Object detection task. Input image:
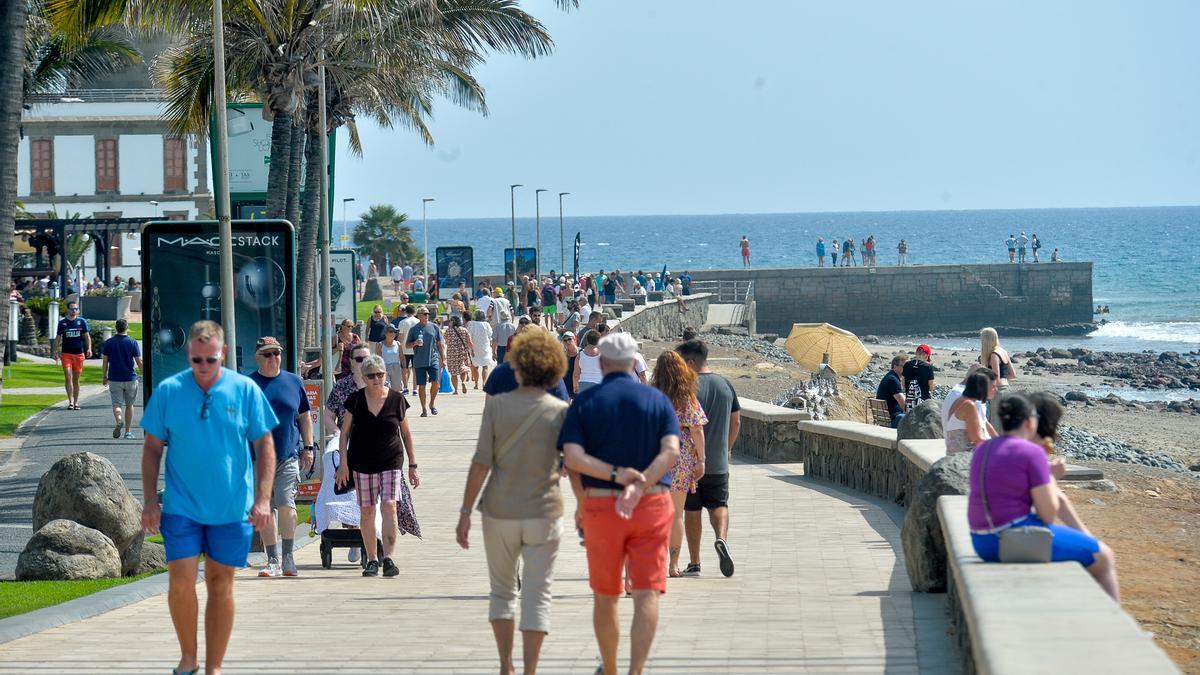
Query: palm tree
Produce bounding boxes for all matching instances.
[0,3,28,377]
[351,204,422,271]
[24,3,139,100]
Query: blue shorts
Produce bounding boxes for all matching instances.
[161,512,254,568]
[970,514,1100,566]
[414,365,439,386]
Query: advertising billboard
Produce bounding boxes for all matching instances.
[329,249,357,325]
[141,220,296,393]
[502,247,537,286]
[435,246,474,300]
[225,106,273,193]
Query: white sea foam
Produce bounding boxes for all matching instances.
[1089,321,1200,347]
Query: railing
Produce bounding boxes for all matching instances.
[690,279,752,303]
[25,89,165,104]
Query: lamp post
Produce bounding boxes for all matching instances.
[212,0,238,369]
[509,184,522,287]
[341,197,355,246]
[422,198,435,286]
[558,192,570,276]
[149,200,159,218]
[317,25,334,440]
[534,189,547,281]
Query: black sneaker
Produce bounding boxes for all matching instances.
[362,560,379,577]
[382,557,399,577]
[681,563,701,577]
[714,539,735,577]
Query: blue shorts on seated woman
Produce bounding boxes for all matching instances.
[970,513,1100,566]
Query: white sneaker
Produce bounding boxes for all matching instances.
[347,547,359,563]
[258,560,281,577]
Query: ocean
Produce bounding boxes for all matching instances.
[339,205,1200,354]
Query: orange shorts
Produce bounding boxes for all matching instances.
[582,491,674,596]
[60,352,85,373]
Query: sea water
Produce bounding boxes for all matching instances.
[341,205,1200,354]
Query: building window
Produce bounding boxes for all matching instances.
[164,137,186,193]
[31,139,54,194]
[163,211,189,222]
[95,138,118,193]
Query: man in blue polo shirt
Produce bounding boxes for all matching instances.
[100,318,142,439]
[559,332,680,675]
[140,320,277,675]
[405,306,445,417]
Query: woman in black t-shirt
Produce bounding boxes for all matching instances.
[335,355,419,577]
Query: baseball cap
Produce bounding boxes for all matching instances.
[598,332,638,360]
[917,344,933,356]
[255,336,282,354]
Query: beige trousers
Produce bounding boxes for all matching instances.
[481,515,561,633]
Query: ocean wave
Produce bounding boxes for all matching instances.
[1089,321,1200,346]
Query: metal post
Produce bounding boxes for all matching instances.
[341,197,354,246]
[213,0,238,369]
[318,44,334,442]
[534,189,546,282]
[509,184,522,287]
[422,198,435,287]
[558,192,569,276]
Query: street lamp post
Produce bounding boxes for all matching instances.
[341,197,355,246]
[558,192,570,276]
[534,189,547,281]
[212,0,238,369]
[509,184,522,288]
[149,200,159,219]
[422,198,435,287]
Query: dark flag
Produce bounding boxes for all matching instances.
[573,233,581,281]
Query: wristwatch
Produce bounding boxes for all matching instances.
[301,445,314,453]
[459,506,472,515]
[610,466,620,483]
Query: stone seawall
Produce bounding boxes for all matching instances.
[612,293,710,341]
[688,262,1093,337]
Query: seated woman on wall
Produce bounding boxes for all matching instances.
[968,392,1120,601]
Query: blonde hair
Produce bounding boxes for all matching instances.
[372,304,384,313]
[189,320,224,343]
[980,327,999,368]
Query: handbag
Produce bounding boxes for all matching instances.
[978,441,1053,563]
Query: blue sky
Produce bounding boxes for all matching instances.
[334,0,1200,219]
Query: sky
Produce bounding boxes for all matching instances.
[333,0,1200,219]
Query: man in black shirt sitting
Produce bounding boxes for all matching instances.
[876,355,907,428]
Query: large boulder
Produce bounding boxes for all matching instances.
[16,519,121,580]
[897,399,944,440]
[901,452,972,592]
[135,541,168,575]
[32,452,144,575]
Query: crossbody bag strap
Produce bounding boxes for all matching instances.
[493,406,548,464]
[978,441,998,531]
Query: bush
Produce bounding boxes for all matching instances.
[83,286,125,298]
[23,296,53,314]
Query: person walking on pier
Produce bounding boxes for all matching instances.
[54,300,91,410]
[560,333,681,675]
[406,306,446,416]
[739,235,751,268]
[1006,234,1017,263]
[830,239,839,267]
[897,239,908,266]
[140,321,278,675]
[1018,231,1029,263]
[101,318,142,438]
[816,237,826,267]
[651,351,707,577]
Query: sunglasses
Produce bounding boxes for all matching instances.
[199,392,212,420]
[353,356,368,363]
[260,351,282,358]
[365,372,386,380]
[191,356,220,364]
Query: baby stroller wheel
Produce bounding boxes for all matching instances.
[320,541,332,569]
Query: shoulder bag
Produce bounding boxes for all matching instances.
[978,441,1052,563]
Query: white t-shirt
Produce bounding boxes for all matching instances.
[633,352,648,377]
[578,303,592,325]
[940,384,965,430]
[390,265,403,282]
[477,294,493,318]
[395,317,420,354]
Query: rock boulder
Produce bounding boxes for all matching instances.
[32,452,144,575]
[16,519,122,580]
[897,400,944,440]
[901,452,972,592]
[135,541,168,574]
[1065,391,1089,402]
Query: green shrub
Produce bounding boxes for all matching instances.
[23,296,53,314]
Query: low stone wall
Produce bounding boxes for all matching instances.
[729,398,805,462]
[611,293,710,342]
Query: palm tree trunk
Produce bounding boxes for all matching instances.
[0,0,28,385]
[296,128,322,347]
[284,122,303,228]
[265,116,292,218]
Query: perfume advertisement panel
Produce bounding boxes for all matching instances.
[141,220,296,393]
[435,246,474,301]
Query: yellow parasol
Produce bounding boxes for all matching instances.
[784,322,871,374]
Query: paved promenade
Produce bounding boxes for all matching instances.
[0,388,956,673]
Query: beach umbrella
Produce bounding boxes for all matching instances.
[784,322,871,374]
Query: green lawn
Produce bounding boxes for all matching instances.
[0,570,164,620]
[0,394,67,436]
[2,362,104,389]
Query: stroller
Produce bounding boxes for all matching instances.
[311,438,383,569]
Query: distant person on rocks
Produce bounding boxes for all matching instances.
[457,329,573,675]
[54,300,91,410]
[675,339,740,578]
[830,239,839,267]
[902,344,936,412]
[559,332,681,675]
[368,260,378,280]
[1018,231,1029,263]
[740,235,751,268]
[897,239,908,266]
[101,318,142,438]
[816,237,826,267]
[1031,234,1042,262]
[140,321,278,675]
[1006,234,1017,263]
[943,370,996,454]
[980,327,1016,389]
[651,351,707,578]
[876,355,907,428]
[406,306,446,417]
[968,393,1120,601]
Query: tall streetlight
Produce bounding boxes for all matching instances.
[422,198,435,286]
[212,0,237,368]
[558,192,570,276]
[509,184,522,288]
[341,197,355,246]
[534,189,547,280]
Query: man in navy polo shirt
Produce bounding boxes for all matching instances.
[100,318,142,439]
[559,332,680,675]
[140,321,277,675]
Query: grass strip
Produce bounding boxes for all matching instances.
[0,569,165,620]
[0,394,67,437]
[2,362,103,389]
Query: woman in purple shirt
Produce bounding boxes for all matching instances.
[968,393,1120,601]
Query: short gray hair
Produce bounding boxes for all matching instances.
[360,354,386,374]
